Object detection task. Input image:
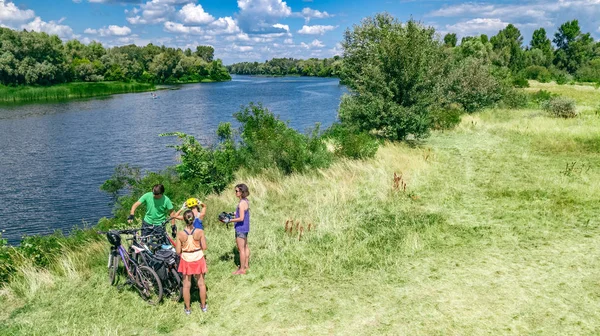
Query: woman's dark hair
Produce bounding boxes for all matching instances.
[183,210,194,226]
[235,183,250,198]
[152,184,165,195]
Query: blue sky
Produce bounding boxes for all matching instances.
[1,0,600,64]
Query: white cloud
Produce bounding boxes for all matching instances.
[232,44,254,52]
[300,38,324,49]
[301,7,331,23]
[126,0,191,25]
[209,16,241,34]
[237,0,291,17]
[178,3,214,25]
[298,25,336,35]
[236,0,292,34]
[21,17,76,39]
[164,21,204,34]
[284,38,293,44]
[445,18,510,37]
[272,23,289,32]
[0,0,35,24]
[85,25,132,36]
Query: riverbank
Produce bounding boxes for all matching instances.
[2,82,599,334]
[0,78,228,105]
[0,82,156,104]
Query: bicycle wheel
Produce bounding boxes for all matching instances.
[136,265,163,305]
[165,268,182,302]
[108,252,119,286]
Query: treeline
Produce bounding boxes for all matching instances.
[0,27,230,86]
[227,57,343,77]
[442,20,600,85]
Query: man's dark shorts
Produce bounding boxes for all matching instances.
[141,220,163,239]
[235,231,248,239]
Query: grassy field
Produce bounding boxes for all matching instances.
[1,83,600,335]
[0,82,155,104]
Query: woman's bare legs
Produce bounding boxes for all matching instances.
[235,237,247,274]
[182,274,192,310]
[244,241,250,270]
[196,273,206,309]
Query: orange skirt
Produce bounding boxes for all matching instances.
[178,257,207,275]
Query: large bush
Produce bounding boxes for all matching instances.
[339,15,448,140]
[339,14,507,140]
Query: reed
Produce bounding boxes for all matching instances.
[0,82,155,104]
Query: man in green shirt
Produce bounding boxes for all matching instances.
[128,184,177,237]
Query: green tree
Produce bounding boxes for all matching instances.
[530,28,553,67]
[195,46,214,62]
[490,24,525,72]
[444,33,457,47]
[553,20,594,74]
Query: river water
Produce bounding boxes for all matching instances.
[0,76,346,244]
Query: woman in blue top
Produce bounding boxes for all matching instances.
[229,184,250,275]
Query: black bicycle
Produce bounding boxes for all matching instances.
[130,217,183,302]
[132,231,183,302]
[101,228,163,305]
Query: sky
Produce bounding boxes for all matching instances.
[1,0,600,64]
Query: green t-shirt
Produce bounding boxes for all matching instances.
[138,192,174,225]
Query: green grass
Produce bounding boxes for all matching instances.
[2,84,600,334]
[0,82,155,104]
[526,80,600,107]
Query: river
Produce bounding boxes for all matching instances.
[0,76,346,244]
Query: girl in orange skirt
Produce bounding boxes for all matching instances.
[176,210,207,314]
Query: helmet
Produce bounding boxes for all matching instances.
[106,230,121,246]
[185,198,199,208]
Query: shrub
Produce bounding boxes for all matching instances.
[575,59,600,83]
[235,103,332,174]
[0,232,16,285]
[529,90,558,108]
[445,57,503,113]
[19,232,66,268]
[324,123,379,159]
[430,104,463,130]
[512,75,530,88]
[162,127,238,196]
[542,97,577,118]
[500,89,529,109]
[523,66,552,82]
[550,67,572,85]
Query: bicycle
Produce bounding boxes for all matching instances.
[132,229,183,302]
[101,228,164,305]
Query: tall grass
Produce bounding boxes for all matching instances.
[2,84,600,334]
[0,82,155,104]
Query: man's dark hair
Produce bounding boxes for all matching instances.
[152,184,165,195]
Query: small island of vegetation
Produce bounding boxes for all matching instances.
[0,28,231,104]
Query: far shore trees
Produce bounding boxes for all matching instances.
[0,27,230,86]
